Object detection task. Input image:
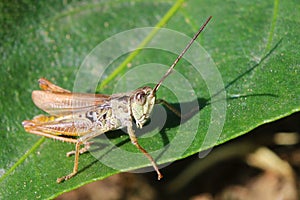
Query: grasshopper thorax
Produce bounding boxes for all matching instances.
[130,86,156,128]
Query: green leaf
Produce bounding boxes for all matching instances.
[1,0,299,199]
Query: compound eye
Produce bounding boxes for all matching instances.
[135,92,146,105]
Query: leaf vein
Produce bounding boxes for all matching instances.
[0,138,45,183]
[265,0,280,53]
[96,0,186,91]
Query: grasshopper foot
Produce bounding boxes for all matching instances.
[157,172,163,180]
[66,151,75,157]
[56,172,77,183]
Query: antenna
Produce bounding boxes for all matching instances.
[152,16,212,95]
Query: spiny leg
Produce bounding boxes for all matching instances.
[23,118,91,156]
[23,121,82,183]
[23,118,93,183]
[22,120,78,144]
[57,130,107,183]
[127,123,163,180]
[57,141,82,183]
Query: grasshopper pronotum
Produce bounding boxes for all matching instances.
[22,16,212,183]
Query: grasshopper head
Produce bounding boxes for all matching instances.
[131,86,156,128]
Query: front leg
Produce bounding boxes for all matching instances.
[127,122,163,180]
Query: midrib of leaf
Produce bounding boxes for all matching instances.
[265,0,279,53]
[96,0,186,91]
[0,0,186,184]
[0,137,45,183]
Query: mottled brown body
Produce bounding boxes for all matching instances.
[22,16,212,183]
[23,79,158,183]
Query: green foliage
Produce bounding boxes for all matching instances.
[0,0,299,199]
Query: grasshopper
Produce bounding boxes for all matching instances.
[22,16,212,183]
